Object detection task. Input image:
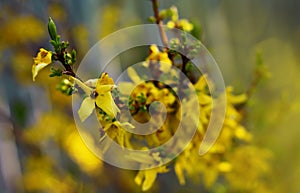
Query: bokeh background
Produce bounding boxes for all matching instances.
[0,0,300,192]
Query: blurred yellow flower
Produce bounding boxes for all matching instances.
[32,48,52,81]
[23,157,76,193]
[166,6,194,32]
[101,121,134,149]
[64,130,102,175]
[167,19,194,32]
[134,166,169,191]
[1,15,45,46]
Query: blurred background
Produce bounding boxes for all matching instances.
[0,0,300,192]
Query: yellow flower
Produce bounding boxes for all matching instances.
[146,44,172,72]
[64,130,102,174]
[175,161,186,185]
[167,19,194,32]
[72,73,120,122]
[100,121,134,149]
[177,19,194,32]
[32,48,52,81]
[134,166,169,191]
[95,73,120,118]
[226,86,247,105]
[165,7,194,32]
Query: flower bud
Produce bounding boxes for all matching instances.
[48,17,57,41]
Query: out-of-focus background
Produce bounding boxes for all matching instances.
[0,0,299,192]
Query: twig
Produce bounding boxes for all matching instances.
[151,0,168,49]
[54,52,83,83]
[246,71,262,98]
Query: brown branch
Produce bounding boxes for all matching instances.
[246,71,262,98]
[151,0,168,49]
[54,52,83,82]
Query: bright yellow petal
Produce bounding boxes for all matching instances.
[218,162,232,172]
[175,162,186,185]
[32,62,49,81]
[226,86,248,104]
[147,44,160,61]
[150,44,159,53]
[117,82,135,95]
[198,92,212,105]
[32,48,52,81]
[178,19,194,32]
[64,130,102,174]
[170,6,178,21]
[127,67,141,84]
[94,73,120,118]
[98,73,114,85]
[95,93,120,118]
[159,53,172,72]
[119,122,135,130]
[166,21,175,29]
[194,74,208,91]
[134,171,144,186]
[78,97,95,122]
[96,84,115,94]
[142,170,157,191]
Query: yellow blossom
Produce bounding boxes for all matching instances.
[100,121,134,149]
[166,6,194,32]
[146,44,172,72]
[64,130,102,174]
[134,166,169,191]
[72,73,120,122]
[95,73,120,118]
[218,162,232,172]
[175,161,186,185]
[32,48,52,81]
[226,86,247,104]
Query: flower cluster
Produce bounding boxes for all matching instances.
[30,3,272,193]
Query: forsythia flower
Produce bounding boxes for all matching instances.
[134,166,169,191]
[95,73,120,118]
[100,121,134,150]
[32,48,52,81]
[73,73,120,122]
[145,44,172,72]
[64,130,102,174]
[166,6,194,32]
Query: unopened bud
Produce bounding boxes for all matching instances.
[48,17,57,41]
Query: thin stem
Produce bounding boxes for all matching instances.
[151,0,168,49]
[246,71,262,98]
[55,52,82,82]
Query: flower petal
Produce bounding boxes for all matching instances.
[95,93,120,118]
[78,97,95,122]
[127,67,142,84]
[70,77,93,95]
[142,170,157,191]
[32,62,49,81]
[32,48,52,81]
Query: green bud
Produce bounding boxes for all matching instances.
[159,9,173,20]
[71,49,77,63]
[64,52,73,65]
[57,79,76,95]
[48,17,57,41]
[148,16,156,23]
